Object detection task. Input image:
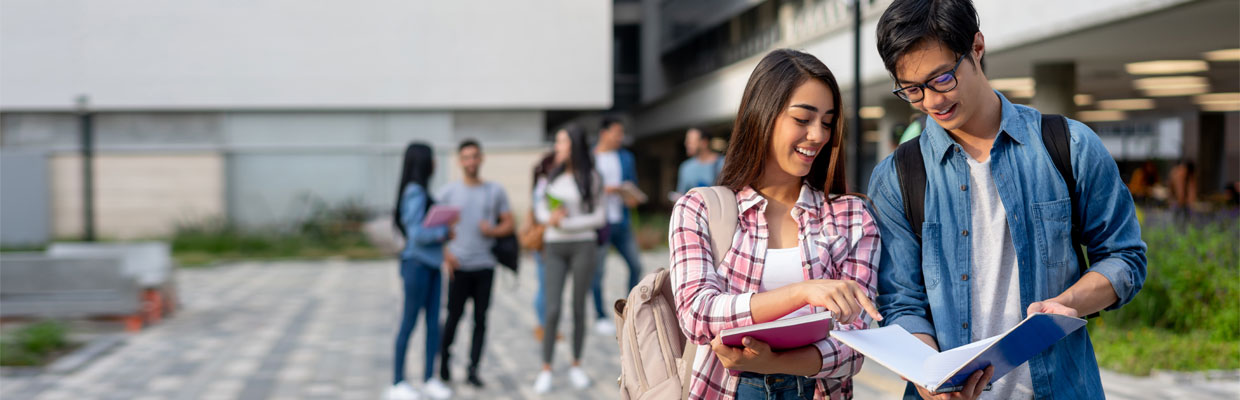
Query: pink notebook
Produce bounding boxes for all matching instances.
[421,205,460,227]
[720,312,833,351]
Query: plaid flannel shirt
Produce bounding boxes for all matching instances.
[670,184,880,400]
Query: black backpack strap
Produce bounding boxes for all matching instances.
[1040,114,1092,288]
[894,138,927,242]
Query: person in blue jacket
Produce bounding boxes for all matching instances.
[387,142,456,400]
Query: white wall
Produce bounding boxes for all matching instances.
[0,0,612,110]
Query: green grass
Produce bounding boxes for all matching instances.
[1090,216,1240,375]
[171,197,386,266]
[0,321,73,367]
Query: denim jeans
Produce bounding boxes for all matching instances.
[592,220,643,319]
[532,250,546,325]
[735,372,816,400]
[393,258,442,385]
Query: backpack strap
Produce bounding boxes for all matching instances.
[894,138,927,241]
[1040,114,1092,294]
[679,185,738,399]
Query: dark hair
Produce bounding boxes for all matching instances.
[600,115,623,131]
[716,49,848,195]
[876,0,984,81]
[550,124,598,212]
[532,151,556,187]
[458,139,480,153]
[393,142,435,237]
[688,126,712,141]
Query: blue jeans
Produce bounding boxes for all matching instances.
[735,373,816,400]
[533,250,546,325]
[592,220,643,319]
[393,258,442,385]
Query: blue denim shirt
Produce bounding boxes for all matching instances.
[867,91,1146,399]
[399,183,449,267]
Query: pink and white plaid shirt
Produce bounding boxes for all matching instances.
[670,184,880,400]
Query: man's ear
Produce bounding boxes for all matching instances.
[972,32,986,63]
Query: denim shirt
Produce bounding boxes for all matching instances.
[399,183,449,267]
[867,91,1147,399]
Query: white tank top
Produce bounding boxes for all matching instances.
[760,247,812,320]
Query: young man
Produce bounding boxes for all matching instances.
[437,139,513,390]
[590,116,643,335]
[674,127,725,197]
[866,1,1147,399]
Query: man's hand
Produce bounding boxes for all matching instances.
[710,336,782,374]
[907,365,994,400]
[1027,300,1079,318]
[479,220,496,237]
[443,250,460,280]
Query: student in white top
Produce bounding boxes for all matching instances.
[530,124,606,394]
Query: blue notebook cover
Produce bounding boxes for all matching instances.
[830,313,1087,393]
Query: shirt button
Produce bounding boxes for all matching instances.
[960,185,968,191]
[962,230,969,237]
[962,322,969,329]
[962,274,969,281]
[954,147,960,153]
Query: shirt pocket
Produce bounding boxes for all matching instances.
[814,233,848,274]
[1032,198,1073,284]
[921,222,943,290]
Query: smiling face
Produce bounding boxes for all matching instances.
[894,36,990,132]
[761,79,837,183]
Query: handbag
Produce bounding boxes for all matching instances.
[518,209,546,252]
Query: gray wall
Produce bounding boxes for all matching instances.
[0,150,51,245]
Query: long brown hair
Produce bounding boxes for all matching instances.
[716,49,848,196]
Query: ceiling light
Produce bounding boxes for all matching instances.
[1125,60,1208,75]
[990,77,1034,91]
[1096,98,1155,110]
[860,106,885,119]
[1195,93,1240,112]
[1203,49,1240,62]
[1074,94,1093,107]
[1077,110,1127,122]
[1134,76,1209,97]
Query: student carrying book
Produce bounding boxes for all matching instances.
[867,1,1147,399]
[669,49,882,400]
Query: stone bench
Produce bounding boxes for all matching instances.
[45,242,179,328]
[0,253,145,330]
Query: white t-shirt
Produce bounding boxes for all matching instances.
[966,156,1034,400]
[595,150,624,224]
[760,247,812,320]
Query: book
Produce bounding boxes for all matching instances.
[545,193,563,210]
[720,312,833,351]
[618,182,648,204]
[421,205,460,227]
[829,313,1086,394]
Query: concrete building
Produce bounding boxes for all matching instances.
[0,0,615,244]
[629,0,1239,207]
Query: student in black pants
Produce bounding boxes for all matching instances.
[437,139,514,388]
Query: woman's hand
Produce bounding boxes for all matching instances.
[710,336,781,374]
[909,366,994,400]
[548,207,568,228]
[795,279,882,324]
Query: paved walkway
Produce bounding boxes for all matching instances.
[1,251,1235,399]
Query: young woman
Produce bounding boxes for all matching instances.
[530,124,606,394]
[670,49,882,400]
[388,142,455,400]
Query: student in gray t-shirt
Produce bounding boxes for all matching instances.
[436,139,513,388]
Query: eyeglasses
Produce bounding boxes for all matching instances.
[891,54,968,103]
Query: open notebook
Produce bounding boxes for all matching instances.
[830,313,1086,394]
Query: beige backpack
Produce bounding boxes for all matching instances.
[613,186,737,400]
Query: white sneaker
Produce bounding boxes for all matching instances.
[386,381,420,400]
[594,319,616,336]
[568,367,592,389]
[422,378,453,400]
[533,370,554,394]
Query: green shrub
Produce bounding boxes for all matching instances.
[0,321,70,367]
